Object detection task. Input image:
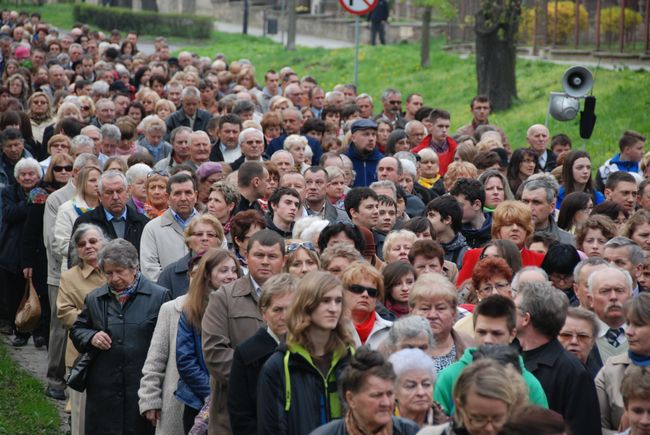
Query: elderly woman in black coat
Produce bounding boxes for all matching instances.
[0,157,44,347]
[71,239,171,435]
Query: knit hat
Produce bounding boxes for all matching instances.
[196,162,223,183]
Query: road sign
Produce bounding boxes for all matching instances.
[339,0,377,15]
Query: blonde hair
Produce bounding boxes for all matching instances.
[417,148,439,162]
[44,153,74,184]
[47,134,72,155]
[453,359,528,423]
[259,273,298,313]
[183,214,225,248]
[340,261,384,301]
[408,273,457,310]
[320,244,362,270]
[444,161,478,191]
[283,134,308,151]
[491,200,535,240]
[287,271,353,354]
[154,98,176,114]
[382,229,417,261]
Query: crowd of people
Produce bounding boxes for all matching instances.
[1,9,650,435]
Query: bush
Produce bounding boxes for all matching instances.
[521,1,589,45]
[599,7,642,34]
[73,4,212,39]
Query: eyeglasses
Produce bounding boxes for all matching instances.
[52,165,73,173]
[559,331,593,341]
[286,241,317,253]
[32,99,48,105]
[477,282,511,295]
[347,284,379,298]
[549,273,574,284]
[147,169,170,178]
[465,413,508,428]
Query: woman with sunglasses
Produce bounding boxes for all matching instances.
[340,261,393,349]
[257,271,354,435]
[39,134,72,173]
[283,240,320,278]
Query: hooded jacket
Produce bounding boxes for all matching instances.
[460,212,492,249]
[345,144,384,187]
[257,343,353,435]
[441,232,469,269]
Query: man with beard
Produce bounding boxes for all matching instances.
[588,265,633,363]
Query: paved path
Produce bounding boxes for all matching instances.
[1,335,70,434]
[213,20,355,49]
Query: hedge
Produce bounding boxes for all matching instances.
[73,4,213,39]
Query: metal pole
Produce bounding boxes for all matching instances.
[620,0,626,52]
[243,0,249,34]
[354,15,360,88]
[574,0,580,47]
[645,0,650,53]
[596,0,602,51]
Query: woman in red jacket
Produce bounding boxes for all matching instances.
[457,200,544,286]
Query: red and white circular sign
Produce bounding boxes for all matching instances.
[339,0,378,15]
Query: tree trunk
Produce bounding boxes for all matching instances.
[475,2,520,111]
[421,7,432,67]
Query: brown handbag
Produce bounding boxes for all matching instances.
[15,279,41,333]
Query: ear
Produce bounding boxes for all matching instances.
[586,292,594,310]
[345,390,355,410]
[472,199,482,211]
[442,215,452,226]
[604,188,612,200]
[508,328,517,343]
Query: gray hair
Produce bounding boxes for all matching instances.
[73,153,101,170]
[588,264,633,295]
[95,98,114,111]
[14,157,42,179]
[394,151,417,165]
[91,80,109,96]
[378,156,403,175]
[125,163,152,185]
[370,180,397,198]
[388,348,437,381]
[604,236,645,266]
[271,150,295,165]
[98,170,128,194]
[71,223,106,267]
[170,126,193,145]
[98,239,139,270]
[400,159,417,178]
[325,90,344,104]
[325,166,344,181]
[80,125,102,139]
[259,273,298,312]
[385,315,435,351]
[404,120,427,136]
[356,93,373,104]
[293,216,329,241]
[70,135,95,155]
[566,307,599,341]
[181,86,200,100]
[518,281,568,338]
[238,127,264,146]
[101,123,121,142]
[521,174,559,204]
[573,257,609,283]
[511,266,548,292]
[381,88,401,102]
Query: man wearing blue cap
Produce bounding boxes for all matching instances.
[345,119,384,187]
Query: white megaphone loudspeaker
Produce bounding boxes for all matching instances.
[548,92,580,121]
[562,66,593,98]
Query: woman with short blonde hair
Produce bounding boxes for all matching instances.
[383,229,418,263]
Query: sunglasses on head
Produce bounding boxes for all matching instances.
[286,241,317,253]
[147,169,170,178]
[347,284,379,298]
[53,165,73,173]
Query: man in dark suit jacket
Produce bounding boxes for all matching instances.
[164,86,212,139]
[71,171,149,258]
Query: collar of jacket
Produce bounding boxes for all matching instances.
[95,275,152,297]
[231,275,256,297]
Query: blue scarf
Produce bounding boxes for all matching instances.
[629,351,650,367]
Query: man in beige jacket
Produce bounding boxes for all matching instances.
[202,229,285,435]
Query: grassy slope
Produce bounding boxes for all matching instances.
[10,2,650,164]
[0,343,60,434]
[183,33,650,165]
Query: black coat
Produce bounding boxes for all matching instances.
[0,184,28,274]
[228,327,279,435]
[257,344,353,435]
[522,339,601,435]
[309,416,419,435]
[156,252,191,299]
[71,204,149,254]
[70,277,171,435]
[164,108,212,138]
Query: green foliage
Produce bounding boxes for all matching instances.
[181,33,650,167]
[0,2,74,29]
[0,343,60,433]
[409,0,457,21]
[521,1,588,44]
[600,7,642,34]
[72,4,213,39]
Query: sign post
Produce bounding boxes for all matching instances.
[339,0,378,88]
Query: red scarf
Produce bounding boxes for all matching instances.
[353,310,376,345]
[384,300,410,318]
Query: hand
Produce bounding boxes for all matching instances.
[91,331,112,350]
[144,409,160,426]
[23,268,32,279]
